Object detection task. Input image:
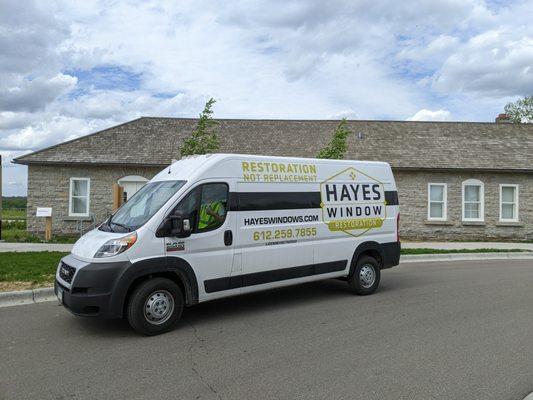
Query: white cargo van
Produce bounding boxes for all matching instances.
[55,154,400,335]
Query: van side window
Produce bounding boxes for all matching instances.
[197,183,228,232]
[172,187,200,230]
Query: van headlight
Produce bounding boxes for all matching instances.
[94,232,137,258]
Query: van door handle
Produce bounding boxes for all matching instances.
[224,230,233,246]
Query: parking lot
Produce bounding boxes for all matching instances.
[1,259,532,400]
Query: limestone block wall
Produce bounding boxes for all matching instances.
[394,170,532,241]
[27,164,162,236]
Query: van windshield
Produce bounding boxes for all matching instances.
[101,180,186,232]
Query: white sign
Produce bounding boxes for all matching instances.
[36,207,52,217]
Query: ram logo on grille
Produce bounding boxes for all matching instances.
[59,262,76,284]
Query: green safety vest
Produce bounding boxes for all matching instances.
[198,201,224,230]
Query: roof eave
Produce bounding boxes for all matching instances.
[11,159,169,168]
[12,159,533,173]
[391,166,533,173]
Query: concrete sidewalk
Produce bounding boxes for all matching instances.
[0,242,74,252]
[0,241,532,253]
[402,241,533,251]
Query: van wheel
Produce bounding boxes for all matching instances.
[127,278,184,336]
[348,255,381,295]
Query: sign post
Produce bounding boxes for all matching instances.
[36,207,53,241]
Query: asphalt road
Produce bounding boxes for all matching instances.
[1,259,532,400]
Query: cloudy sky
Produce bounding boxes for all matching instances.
[1,0,532,195]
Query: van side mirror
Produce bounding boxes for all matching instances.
[155,214,192,238]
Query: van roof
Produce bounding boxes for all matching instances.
[152,153,391,183]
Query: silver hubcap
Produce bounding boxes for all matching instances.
[144,290,175,325]
[359,264,376,288]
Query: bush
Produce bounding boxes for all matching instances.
[1,220,26,230]
[0,219,77,243]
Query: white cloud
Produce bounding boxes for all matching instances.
[1,0,532,195]
[398,35,460,70]
[327,110,358,120]
[407,109,452,121]
[432,29,533,97]
[0,150,29,196]
[0,0,69,75]
[0,74,77,112]
[0,112,37,129]
[0,116,99,151]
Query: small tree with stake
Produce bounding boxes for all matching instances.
[180,98,220,156]
[317,118,352,159]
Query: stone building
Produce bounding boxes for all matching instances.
[13,117,533,240]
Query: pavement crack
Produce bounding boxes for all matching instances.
[185,319,222,400]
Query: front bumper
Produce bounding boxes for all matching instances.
[56,254,131,318]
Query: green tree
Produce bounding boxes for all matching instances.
[180,98,220,156]
[504,95,533,123]
[317,118,352,159]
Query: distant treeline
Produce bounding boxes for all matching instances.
[2,196,27,209]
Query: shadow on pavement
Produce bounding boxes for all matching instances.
[64,274,407,337]
[185,278,380,325]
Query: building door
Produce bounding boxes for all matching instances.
[118,175,149,201]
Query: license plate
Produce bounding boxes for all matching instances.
[57,287,63,304]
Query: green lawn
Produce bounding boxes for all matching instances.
[400,248,529,255]
[0,252,69,288]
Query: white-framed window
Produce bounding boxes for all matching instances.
[69,178,90,217]
[427,183,447,221]
[462,179,484,222]
[499,184,519,222]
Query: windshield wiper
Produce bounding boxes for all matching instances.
[110,221,131,232]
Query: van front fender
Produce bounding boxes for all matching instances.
[109,257,199,318]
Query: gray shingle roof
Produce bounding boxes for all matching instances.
[13,117,533,171]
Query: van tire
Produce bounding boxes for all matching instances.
[348,255,381,295]
[127,278,184,336]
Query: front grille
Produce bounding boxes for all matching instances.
[59,261,76,284]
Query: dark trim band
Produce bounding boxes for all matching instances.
[385,191,399,206]
[233,192,320,211]
[204,260,347,293]
[230,190,399,211]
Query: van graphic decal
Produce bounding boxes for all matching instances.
[320,167,386,237]
[241,161,318,183]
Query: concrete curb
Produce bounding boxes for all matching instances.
[0,252,532,308]
[0,287,55,308]
[400,252,533,264]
